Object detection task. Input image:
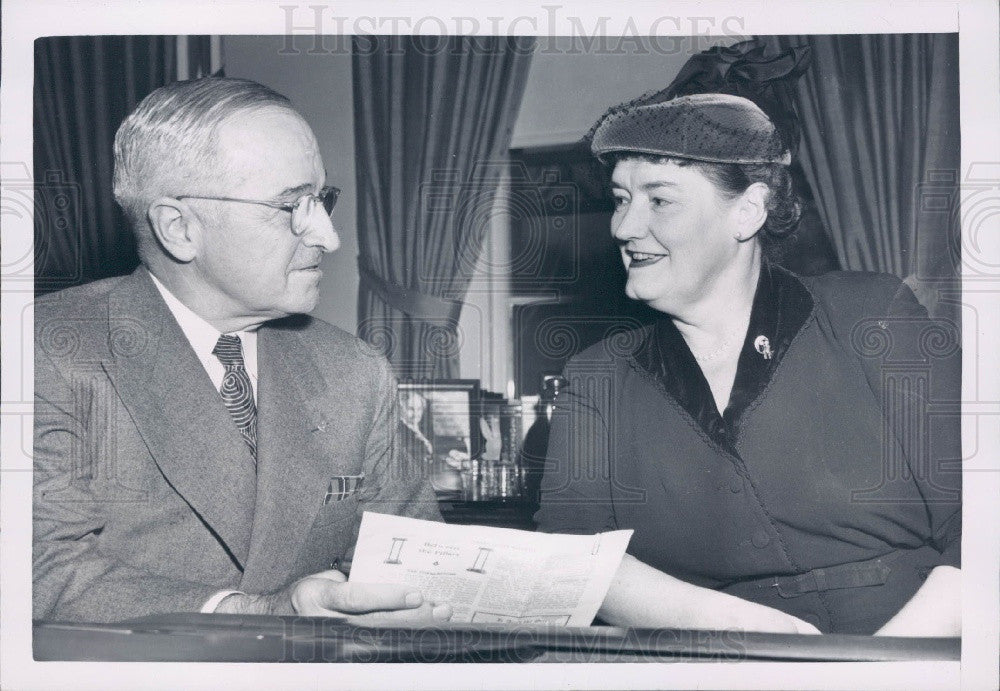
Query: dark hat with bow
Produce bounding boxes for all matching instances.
[588,40,811,166]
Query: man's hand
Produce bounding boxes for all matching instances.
[216,569,453,624]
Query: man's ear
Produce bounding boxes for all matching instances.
[733,182,770,242]
[147,197,199,262]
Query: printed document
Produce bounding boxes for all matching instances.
[348,512,633,626]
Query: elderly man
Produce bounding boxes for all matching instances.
[33,77,449,623]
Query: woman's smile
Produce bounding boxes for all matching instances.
[625,249,668,268]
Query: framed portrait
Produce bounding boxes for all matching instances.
[396,380,481,496]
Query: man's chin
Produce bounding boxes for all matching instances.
[285,275,323,306]
[269,292,320,320]
[293,293,320,315]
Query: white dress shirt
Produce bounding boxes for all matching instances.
[149,274,258,400]
[149,274,255,613]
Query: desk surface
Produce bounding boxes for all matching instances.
[34,614,959,663]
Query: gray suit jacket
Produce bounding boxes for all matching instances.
[33,267,441,622]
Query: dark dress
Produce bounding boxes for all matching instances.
[534,263,961,634]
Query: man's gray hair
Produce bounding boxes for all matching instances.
[113,77,292,242]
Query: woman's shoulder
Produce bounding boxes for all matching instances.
[563,322,657,369]
[798,269,905,302]
[797,269,917,317]
[794,269,930,345]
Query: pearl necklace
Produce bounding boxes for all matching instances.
[690,325,747,363]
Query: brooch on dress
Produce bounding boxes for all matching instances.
[753,335,773,360]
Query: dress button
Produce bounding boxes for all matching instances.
[751,529,771,548]
[729,479,743,493]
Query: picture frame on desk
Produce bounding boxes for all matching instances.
[396,379,480,498]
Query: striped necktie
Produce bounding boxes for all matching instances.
[212,334,257,463]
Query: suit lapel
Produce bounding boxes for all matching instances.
[239,325,335,592]
[102,268,257,569]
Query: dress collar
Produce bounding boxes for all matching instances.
[631,261,815,452]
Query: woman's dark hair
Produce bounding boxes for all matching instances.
[603,152,801,261]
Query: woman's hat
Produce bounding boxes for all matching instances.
[589,92,791,165]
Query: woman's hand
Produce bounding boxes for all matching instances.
[874,565,961,637]
[737,605,821,635]
[599,554,820,634]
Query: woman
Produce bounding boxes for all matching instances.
[534,92,961,635]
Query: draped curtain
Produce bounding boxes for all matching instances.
[33,36,218,294]
[761,34,960,320]
[353,36,535,379]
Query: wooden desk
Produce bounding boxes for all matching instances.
[33,614,959,663]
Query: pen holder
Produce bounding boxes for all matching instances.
[500,401,523,465]
[462,458,482,501]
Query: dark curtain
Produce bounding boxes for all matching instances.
[761,34,960,320]
[33,36,215,294]
[353,36,535,379]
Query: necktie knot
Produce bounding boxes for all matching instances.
[213,334,246,369]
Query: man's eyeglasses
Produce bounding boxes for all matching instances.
[176,186,340,234]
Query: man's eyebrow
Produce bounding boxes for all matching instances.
[275,183,314,199]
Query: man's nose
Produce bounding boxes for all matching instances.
[302,212,341,253]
